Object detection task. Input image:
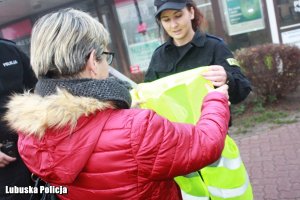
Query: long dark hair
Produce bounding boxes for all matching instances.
[156,1,207,41]
[188,2,207,32]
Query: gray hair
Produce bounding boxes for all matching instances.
[30,8,110,78]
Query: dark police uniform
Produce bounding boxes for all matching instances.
[0,38,37,200]
[145,30,251,105]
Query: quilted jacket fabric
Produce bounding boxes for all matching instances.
[5,90,229,200]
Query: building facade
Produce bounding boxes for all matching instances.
[0,0,299,76]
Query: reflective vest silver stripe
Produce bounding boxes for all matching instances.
[181,190,210,200]
[184,171,199,178]
[181,155,247,199]
[207,173,250,198]
[209,155,242,170]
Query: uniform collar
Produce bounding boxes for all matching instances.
[165,29,206,49]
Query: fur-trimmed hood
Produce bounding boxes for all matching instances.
[5,89,113,138]
[4,89,115,184]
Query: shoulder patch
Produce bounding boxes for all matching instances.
[226,58,240,67]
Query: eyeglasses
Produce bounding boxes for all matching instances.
[102,51,114,65]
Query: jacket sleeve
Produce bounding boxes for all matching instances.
[213,42,251,104]
[131,92,229,180]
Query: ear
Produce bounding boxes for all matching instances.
[85,50,98,77]
[189,6,195,20]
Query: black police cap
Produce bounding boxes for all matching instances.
[154,0,192,17]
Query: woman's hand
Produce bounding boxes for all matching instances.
[0,144,16,168]
[206,84,230,105]
[202,65,227,87]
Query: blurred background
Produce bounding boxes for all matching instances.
[0,0,299,78]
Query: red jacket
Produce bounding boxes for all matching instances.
[5,90,229,200]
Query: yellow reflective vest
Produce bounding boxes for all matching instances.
[131,67,253,200]
[175,135,253,200]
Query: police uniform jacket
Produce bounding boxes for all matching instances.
[0,38,37,141]
[0,38,37,151]
[144,30,251,104]
[0,39,37,199]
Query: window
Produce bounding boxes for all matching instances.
[276,0,300,28]
[194,0,216,34]
[276,0,300,47]
[115,0,161,71]
[217,0,271,50]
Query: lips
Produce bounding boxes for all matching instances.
[173,30,182,35]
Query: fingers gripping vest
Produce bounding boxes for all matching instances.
[131,67,253,200]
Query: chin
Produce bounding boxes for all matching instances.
[173,35,185,40]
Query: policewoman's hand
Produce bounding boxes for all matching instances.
[0,144,16,168]
[202,65,227,87]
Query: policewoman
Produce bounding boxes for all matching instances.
[145,0,251,105]
[0,38,37,200]
[145,0,253,199]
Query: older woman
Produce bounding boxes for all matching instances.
[5,9,230,200]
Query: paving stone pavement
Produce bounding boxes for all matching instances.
[232,121,300,200]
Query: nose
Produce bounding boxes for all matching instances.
[170,19,178,28]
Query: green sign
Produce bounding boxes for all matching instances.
[223,0,265,35]
[227,0,262,24]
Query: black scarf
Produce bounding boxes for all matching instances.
[35,77,132,109]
